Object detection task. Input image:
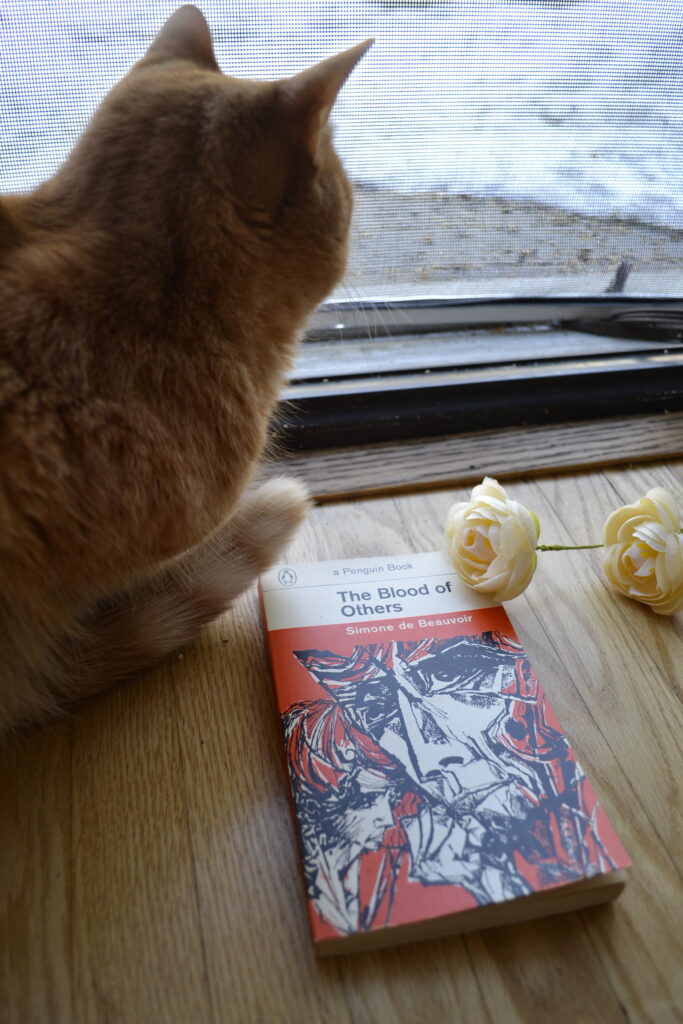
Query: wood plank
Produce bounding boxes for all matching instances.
[0,723,72,1024]
[69,670,213,1024]
[1,459,682,1022]
[268,412,683,501]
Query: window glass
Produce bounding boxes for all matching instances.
[3,1,682,303]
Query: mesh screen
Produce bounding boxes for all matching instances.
[3,1,683,301]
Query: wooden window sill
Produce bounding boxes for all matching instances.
[268,411,683,502]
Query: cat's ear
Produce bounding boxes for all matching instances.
[145,5,219,70]
[277,40,373,167]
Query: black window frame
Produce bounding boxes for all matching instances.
[275,296,683,450]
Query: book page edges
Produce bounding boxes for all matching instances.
[314,869,629,956]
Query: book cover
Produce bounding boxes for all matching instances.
[259,551,630,954]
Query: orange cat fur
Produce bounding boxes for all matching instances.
[0,6,370,739]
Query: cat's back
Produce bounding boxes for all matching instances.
[0,9,368,596]
[0,195,228,588]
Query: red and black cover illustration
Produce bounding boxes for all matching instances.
[259,552,630,949]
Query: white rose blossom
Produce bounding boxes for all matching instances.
[445,477,540,602]
[603,487,683,615]
[445,477,683,613]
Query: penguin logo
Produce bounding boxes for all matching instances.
[278,568,297,586]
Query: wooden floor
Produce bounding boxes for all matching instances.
[1,458,682,1023]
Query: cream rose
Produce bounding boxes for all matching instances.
[603,487,683,615]
[446,477,540,602]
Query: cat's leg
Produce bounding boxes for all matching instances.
[38,476,310,714]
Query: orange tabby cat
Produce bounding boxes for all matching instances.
[0,6,370,740]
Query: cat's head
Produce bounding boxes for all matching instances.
[44,5,371,320]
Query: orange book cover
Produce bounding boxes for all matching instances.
[259,551,630,953]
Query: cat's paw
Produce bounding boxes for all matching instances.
[157,477,310,622]
[229,476,311,569]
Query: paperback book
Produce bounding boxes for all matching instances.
[259,551,630,955]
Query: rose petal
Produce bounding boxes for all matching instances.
[445,477,539,602]
[603,490,683,614]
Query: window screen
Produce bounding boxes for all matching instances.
[3,1,683,304]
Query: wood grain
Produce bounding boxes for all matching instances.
[1,458,682,1023]
[269,412,683,501]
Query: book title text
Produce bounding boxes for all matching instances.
[336,581,456,617]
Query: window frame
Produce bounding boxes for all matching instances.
[276,296,683,450]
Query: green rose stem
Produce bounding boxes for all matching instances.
[536,543,604,551]
[536,529,683,552]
